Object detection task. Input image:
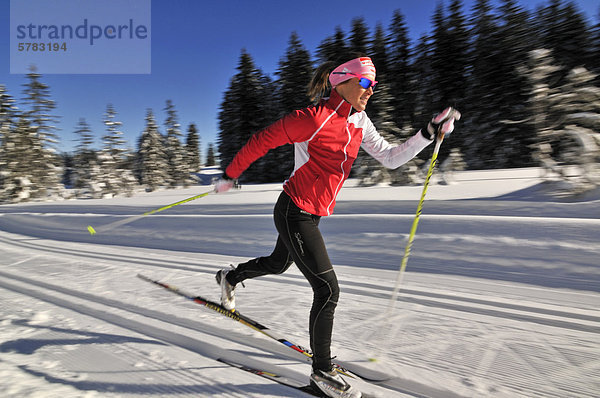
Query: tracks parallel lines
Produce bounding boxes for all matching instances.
[1,229,599,397]
[0,273,308,397]
[1,232,598,335]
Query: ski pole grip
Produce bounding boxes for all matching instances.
[436,108,461,142]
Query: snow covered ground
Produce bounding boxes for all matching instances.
[0,167,598,397]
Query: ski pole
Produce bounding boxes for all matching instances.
[87,188,214,235]
[389,109,461,311]
[387,135,443,308]
[370,109,460,361]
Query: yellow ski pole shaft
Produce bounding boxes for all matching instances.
[370,109,460,362]
[387,135,444,312]
[87,189,213,235]
[369,133,446,363]
[387,108,460,308]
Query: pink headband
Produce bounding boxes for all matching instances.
[329,57,376,87]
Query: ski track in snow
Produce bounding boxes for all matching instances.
[0,169,599,397]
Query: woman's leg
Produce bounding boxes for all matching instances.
[225,191,339,371]
[219,194,294,309]
[227,235,293,285]
[272,192,339,372]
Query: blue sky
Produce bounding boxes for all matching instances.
[1,0,598,156]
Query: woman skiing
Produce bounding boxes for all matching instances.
[214,54,459,398]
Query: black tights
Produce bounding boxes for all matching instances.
[227,191,339,371]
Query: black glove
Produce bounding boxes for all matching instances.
[421,107,461,141]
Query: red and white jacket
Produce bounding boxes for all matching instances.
[226,89,432,216]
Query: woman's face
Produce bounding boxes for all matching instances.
[334,76,374,112]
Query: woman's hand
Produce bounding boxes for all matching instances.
[421,107,461,141]
[214,173,237,193]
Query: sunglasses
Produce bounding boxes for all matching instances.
[332,72,378,89]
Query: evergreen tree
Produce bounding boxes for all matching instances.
[217,88,237,171]
[349,17,370,54]
[466,0,504,168]
[353,82,401,185]
[217,50,278,182]
[538,0,594,78]
[272,32,314,181]
[0,85,16,128]
[163,100,190,187]
[137,109,168,191]
[593,7,600,83]
[411,34,435,130]
[492,0,537,167]
[353,23,400,184]
[102,105,125,158]
[21,65,59,149]
[276,32,314,115]
[98,104,135,197]
[60,152,74,190]
[469,0,499,110]
[445,0,469,110]
[366,24,393,126]
[387,10,414,129]
[416,1,469,166]
[366,24,396,134]
[0,117,43,202]
[185,123,201,172]
[522,49,561,167]
[206,143,216,167]
[0,85,17,194]
[72,118,101,196]
[430,0,469,165]
[253,74,281,182]
[369,24,388,77]
[522,49,600,190]
[430,3,450,112]
[74,117,95,151]
[20,67,62,199]
[316,26,348,63]
[547,66,600,188]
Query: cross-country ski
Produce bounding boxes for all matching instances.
[137,273,391,383]
[217,357,380,398]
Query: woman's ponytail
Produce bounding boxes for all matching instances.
[307,61,337,103]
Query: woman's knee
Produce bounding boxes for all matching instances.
[264,257,292,274]
[313,274,339,303]
[260,251,293,273]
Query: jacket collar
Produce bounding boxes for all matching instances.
[326,89,353,119]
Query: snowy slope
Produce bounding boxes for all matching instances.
[0,168,599,398]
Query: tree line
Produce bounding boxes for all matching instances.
[0,68,218,202]
[218,0,600,186]
[1,0,599,203]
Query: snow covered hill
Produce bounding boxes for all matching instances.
[0,168,599,397]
